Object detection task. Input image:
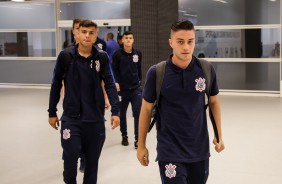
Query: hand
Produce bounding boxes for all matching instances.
[110,116,120,129]
[48,117,60,130]
[105,98,110,110]
[137,146,149,166]
[213,138,225,153]
[115,83,120,92]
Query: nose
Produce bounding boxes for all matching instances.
[183,43,190,51]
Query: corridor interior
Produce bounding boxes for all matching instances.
[0,88,281,184]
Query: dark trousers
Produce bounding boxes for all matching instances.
[119,88,142,140]
[61,121,105,184]
[158,159,209,184]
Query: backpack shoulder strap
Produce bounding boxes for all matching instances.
[198,58,211,99]
[62,46,74,78]
[155,60,166,105]
[95,46,114,82]
[148,60,166,133]
[198,58,219,143]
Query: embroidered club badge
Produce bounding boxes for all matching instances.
[133,54,139,63]
[95,60,100,72]
[195,77,206,92]
[63,129,71,140]
[165,163,177,179]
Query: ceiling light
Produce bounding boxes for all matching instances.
[184,13,197,17]
[212,0,227,3]
[12,0,25,2]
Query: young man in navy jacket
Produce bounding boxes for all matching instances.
[112,31,142,149]
[48,19,120,184]
[137,20,225,184]
[64,18,111,173]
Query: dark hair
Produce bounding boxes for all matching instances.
[198,53,205,58]
[117,35,123,40]
[79,19,98,29]
[123,31,134,37]
[107,32,114,39]
[72,18,86,30]
[171,20,195,33]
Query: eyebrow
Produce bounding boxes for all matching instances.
[80,29,95,33]
[175,38,194,41]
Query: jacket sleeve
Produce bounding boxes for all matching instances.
[48,51,65,117]
[100,53,120,117]
[111,50,120,84]
[137,49,142,82]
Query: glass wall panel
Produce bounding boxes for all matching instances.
[0,2,55,29]
[60,0,130,20]
[194,28,280,58]
[0,60,55,84]
[0,0,54,2]
[213,62,280,91]
[179,0,280,25]
[0,32,56,57]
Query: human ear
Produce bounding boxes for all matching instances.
[168,39,173,48]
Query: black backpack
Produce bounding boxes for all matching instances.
[148,59,219,143]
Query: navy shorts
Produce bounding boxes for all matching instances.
[158,159,209,184]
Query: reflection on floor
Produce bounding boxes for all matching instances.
[0,88,282,184]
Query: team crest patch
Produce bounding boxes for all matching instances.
[165,163,177,179]
[195,77,206,92]
[133,54,139,63]
[95,60,100,72]
[63,129,71,140]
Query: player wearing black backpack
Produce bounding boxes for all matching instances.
[137,20,225,184]
[48,19,120,184]
[63,18,111,173]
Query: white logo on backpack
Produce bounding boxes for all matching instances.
[97,43,103,50]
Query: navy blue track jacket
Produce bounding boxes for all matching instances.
[48,45,119,121]
[111,48,142,91]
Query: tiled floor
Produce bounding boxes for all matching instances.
[0,88,282,184]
